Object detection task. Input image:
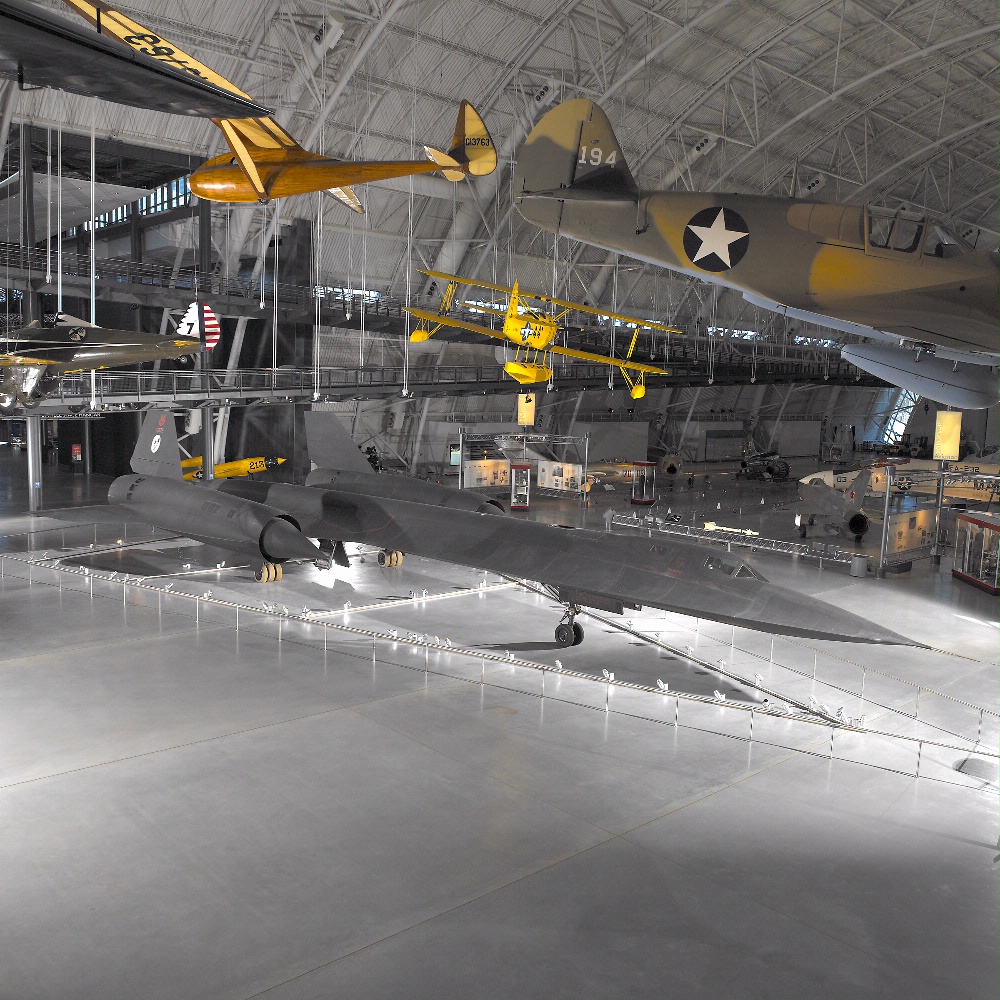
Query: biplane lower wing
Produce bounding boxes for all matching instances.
[403,307,669,375]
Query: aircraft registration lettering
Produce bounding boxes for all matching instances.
[578,146,617,166]
[122,34,204,76]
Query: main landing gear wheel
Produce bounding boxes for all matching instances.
[555,605,584,648]
[378,549,404,567]
[254,561,282,583]
[555,622,574,647]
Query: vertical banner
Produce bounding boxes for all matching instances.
[517,393,536,426]
[933,410,961,461]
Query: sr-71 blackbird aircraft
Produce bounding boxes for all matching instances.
[514,99,998,409]
[0,303,213,410]
[108,409,911,647]
[0,0,270,118]
[60,0,496,210]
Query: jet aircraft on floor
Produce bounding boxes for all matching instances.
[60,0,496,209]
[796,470,873,544]
[404,269,678,398]
[109,409,913,647]
[0,303,214,411]
[513,99,998,408]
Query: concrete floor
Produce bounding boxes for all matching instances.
[0,451,997,999]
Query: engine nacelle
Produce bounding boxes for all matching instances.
[847,512,870,538]
[842,344,998,410]
[305,469,505,513]
[109,474,319,562]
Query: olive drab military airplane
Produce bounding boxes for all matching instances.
[0,302,214,411]
[59,1,497,209]
[403,269,681,399]
[513,99,999,409]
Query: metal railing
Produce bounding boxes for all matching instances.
[610,511,856,565]
[0,543,993,792]
[44,362,628,408]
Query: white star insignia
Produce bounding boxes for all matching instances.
[687,209,748,268]
[520,322,533,342]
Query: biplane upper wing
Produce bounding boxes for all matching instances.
[417,269,684,334]
[403,308,669,375]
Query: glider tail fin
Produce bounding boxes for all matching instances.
[425,101,497,182]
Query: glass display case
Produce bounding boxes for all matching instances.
[510,463,531,510]
[953,512,998,595]
[630,461,657,505]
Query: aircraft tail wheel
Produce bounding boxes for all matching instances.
[554,622,574,648]
[571,622,584,646]
[274,563,282,581]
[378,550,389,567]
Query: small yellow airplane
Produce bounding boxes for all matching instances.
[60,2,496,208]
[404,270,681,399]
[181,455,285,481]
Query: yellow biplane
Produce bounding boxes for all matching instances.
[403,270,681,399]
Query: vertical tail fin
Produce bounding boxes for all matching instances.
[303,410,375,474]
[176,302,221,351]
[425,102,497,182]
[514,99,638,228]
[506,282,521,329]
[131,409,184,478]
[848,470,872,504]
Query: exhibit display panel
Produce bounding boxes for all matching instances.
[953,512,999,594]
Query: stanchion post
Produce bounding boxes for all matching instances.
[916,740,923,778]
[749,709,754,743]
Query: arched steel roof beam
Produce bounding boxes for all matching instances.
[757,57,998,196]
[714,24,997,185]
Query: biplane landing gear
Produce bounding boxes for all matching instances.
[378,549,404,568]
[555,607,584,647]
[254,561,282,583]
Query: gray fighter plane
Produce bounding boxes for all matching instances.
[796,470,873,544]
[108,409,912,646]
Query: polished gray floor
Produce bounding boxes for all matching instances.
[0,465,997,999]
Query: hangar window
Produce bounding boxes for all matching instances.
[866,207,925,253]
